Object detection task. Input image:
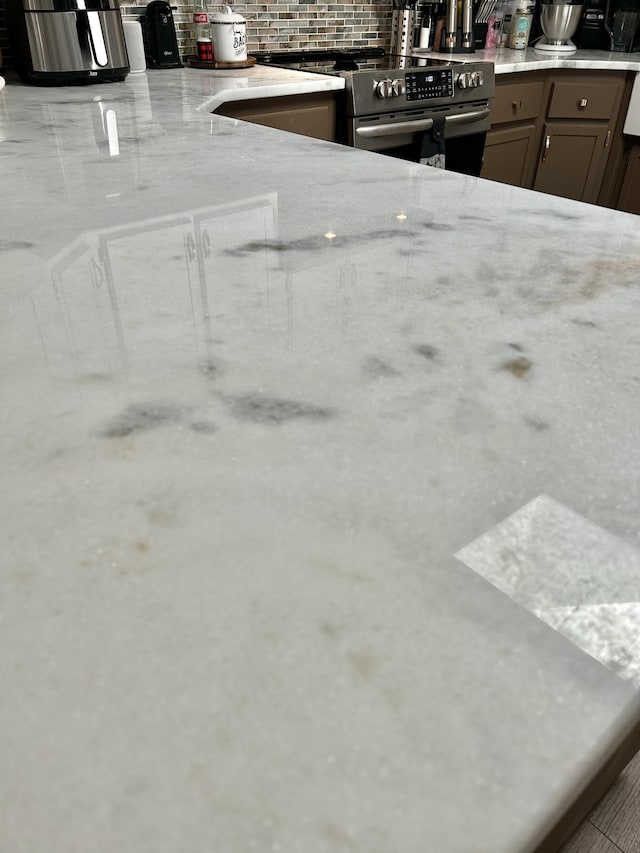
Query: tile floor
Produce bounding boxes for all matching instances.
[561,750,640,853]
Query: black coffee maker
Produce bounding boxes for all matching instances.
[141,1,183,68]
[573,0,610,47]
[576,0,640,49]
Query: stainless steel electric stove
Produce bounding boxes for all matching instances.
[254,48,495,175]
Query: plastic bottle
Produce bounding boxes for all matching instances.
[484,11,503,47]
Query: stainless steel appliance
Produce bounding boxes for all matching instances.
[534,0,584,51]
[5,0,129,84]
[254,49,495,177]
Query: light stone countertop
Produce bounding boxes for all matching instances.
[176,62,344,114]
[484,46,640,73]
[414,45,640,73]
[1,73,640,853]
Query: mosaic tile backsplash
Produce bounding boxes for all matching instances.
[0,0,393,71]
[121,1,394,59]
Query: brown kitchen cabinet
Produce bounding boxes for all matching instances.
[532,72,625,204]
[533,121,611,204]
[481,123,539,187]
[215,92,336,142]
[482,69,629,207]
[617,143,640,214]
[481,72,545,187]
[597,73,636,209]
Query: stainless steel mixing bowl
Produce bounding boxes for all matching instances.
[540,3,583,44]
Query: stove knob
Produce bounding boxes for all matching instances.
[457,72,470,89]
[391,78,405,97]
[375,79,393,99]
[470,70,484,88]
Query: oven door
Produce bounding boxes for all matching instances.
[349,101,491,177]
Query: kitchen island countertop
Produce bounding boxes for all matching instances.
[1,73,640,853]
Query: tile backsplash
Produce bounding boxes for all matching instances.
[0,0,392,71]
[121,1,394,58]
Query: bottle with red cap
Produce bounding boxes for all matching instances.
[193,0,213,62]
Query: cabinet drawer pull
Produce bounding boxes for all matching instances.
[604,130,611,148]
[512,100,522,110]
[578,98,588,109]
[542,134,551,162]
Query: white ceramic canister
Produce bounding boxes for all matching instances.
[210,6,247,63]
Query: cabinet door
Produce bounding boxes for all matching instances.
[237,103,335,140]
[533,121,611,204]
[481,123,538,187]
[617,144,640,215]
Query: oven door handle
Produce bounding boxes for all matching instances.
[445,108,490,126]
[355,108,490,139]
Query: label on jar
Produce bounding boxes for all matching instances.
[233,24,246,53]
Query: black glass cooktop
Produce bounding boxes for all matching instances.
[253,48,460,74]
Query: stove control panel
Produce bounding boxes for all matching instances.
[404,68,454,101]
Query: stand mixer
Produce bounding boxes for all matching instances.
[535,0,584,51]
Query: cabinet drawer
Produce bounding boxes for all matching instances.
[490,80,545,125]
[547,79,623,121]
